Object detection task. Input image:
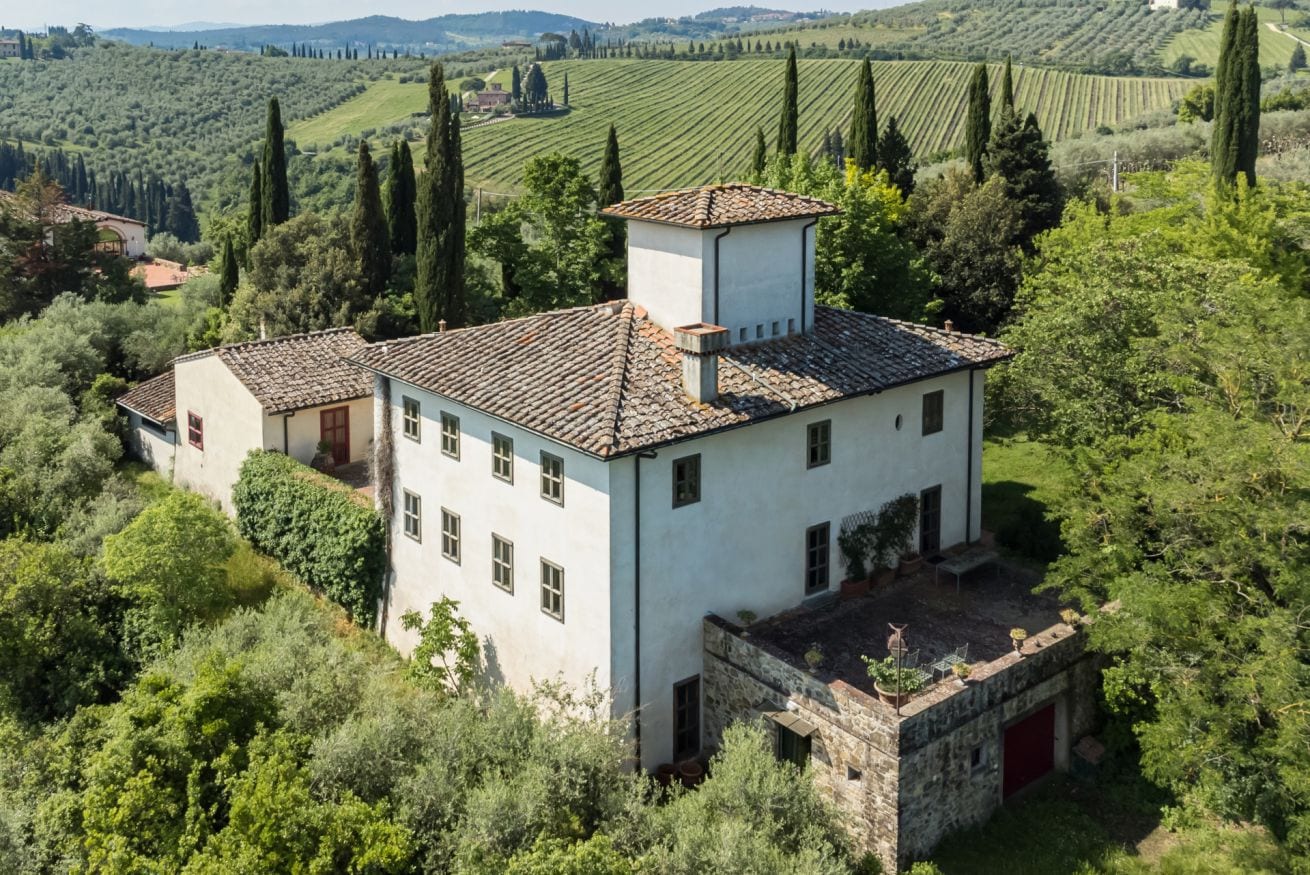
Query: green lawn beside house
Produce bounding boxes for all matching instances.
[981,436,1072,566]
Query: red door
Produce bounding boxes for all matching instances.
[319,406,350,465]
[1003,703,1055,798]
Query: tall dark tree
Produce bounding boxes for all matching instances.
[218,236,239,306]
[247,161,263,249]
[776,46,798,156]
[1000,55,1015,115]
[415,63,467,331]
[1212,4,1260,188]
[879,116,916,195]
[965,64,992,183]
[261,98,290,229]
[986,111,1062,247]
[352,141,390,297]
[385,139,417,255]
[848,59,878,171]
[1291,43,1307,73]
[751,126,767,176]
[598,125,626,300]
[511,64,522,103]
[563,73,570,107]
[165,180,200,243]
[1236,6,1262,186]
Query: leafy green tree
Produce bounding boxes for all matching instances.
[400,597,480,699]
[385,139,417,256]
[1178,83,1215,123]
[99,490,235,658]
[246,160,263,247]
[351,141,390,298]
[261,98,290,229]
[0,539,127,723]
[218,236,238,306]
[986,110,1063,247]
[1291,42,1306,73]
[597,124,626,300]
[965,63,991,183]
[878,115,916,195]
[415,63,467,331]
[848,59,877,172]
[776,46,798,156]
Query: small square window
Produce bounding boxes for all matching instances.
[492,432,513,482]
[739,327,748,342]
[540,559,564,621]
[970,745,986,772]
[492,534,513,592]
[187,411,203,450]
[402,490,421,541]
[807,420,831,468]
[922,390,944,436]
[805,522,830,594]
[847,766,862,781]
[771,321,780,336]
[441,508,460,563]
[402,396,421,441]
[788,318,796,334]
[440,412,460,458]
[540,452,564,505]
[672,454,701,508]
[756,324,764,339]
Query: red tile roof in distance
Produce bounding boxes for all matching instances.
[348,303,1011,459]
[600,183,840,229]
[116,369,176,424]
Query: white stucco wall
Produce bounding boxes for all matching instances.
[382,381,615,695]
[102,217,147,258]
[609,368,987,767]
[626,218,815,342]
[261,397,373,466]
[172,354,266,513]
[125,411,176,478]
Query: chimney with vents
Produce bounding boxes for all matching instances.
[674,322,729,403]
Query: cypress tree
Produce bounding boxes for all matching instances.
[563,73,570,106]
[848,58,878,171]
[247,161,263,248]
[598,125,626,300]
[218,237,239,306]
[511,64,522,103]
[751,126,767,177]
[261,98,289,228]
[1000,55,1015,115]
[776,46,798,156]
[965,64,992,183]
[415,63,466,331]
[352,141,390,297]
[385,139,417,255]
[879,116,916,195]
[986,111,1062,247]
[1211,2,1241,185]
[1212,3,1260,187]
[1236,6,1261,186]
[1291,43,1306,73]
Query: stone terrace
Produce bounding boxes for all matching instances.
[747,563,1070,714]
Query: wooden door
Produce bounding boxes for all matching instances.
[1003,703,1056,798]
[920,485,942,555]
[319,406,350,465]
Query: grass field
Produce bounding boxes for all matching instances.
[1161,6,1304,70]
[731,23,926,50]
[287,75,426,149]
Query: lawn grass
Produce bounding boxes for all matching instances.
[287,75,427,150]
[982,436,1073,566]
[151,288,184,309]
[1161,6,1301,70]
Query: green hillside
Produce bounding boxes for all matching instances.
[294,59,1191,193]
[1161,6,1308,71]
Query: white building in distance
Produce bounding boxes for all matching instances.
[348,184,1012,769]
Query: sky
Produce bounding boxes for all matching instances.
[16,0,893,32]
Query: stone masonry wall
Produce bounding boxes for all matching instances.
[702,616,1100,872]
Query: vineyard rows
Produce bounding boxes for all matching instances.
[459,59,1192,192]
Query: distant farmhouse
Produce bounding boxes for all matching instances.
[465,82,512,112]
[0,38,19,58]
[0,188,147,258]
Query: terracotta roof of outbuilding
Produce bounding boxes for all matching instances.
[347,304,1010,459]
[116,369,176,424]
[600,184,840,229]
[175,327,372,415]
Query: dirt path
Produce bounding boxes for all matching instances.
[1266,21,1310,49]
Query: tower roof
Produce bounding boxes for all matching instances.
[601,183,839,229]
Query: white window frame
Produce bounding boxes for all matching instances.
[492,432,514,483]
[402,396,421,442]
[440,411,460,459]
[402,490,421,541]
[441,508,460,563]
[540,452,564,505]
[540,559,564,621]
[492,534,513,592]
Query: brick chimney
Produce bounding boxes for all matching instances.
[674,322,729,403]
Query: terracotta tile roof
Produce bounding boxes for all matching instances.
[348,304,1011,459]
[600,184,840,229]
[116,369,176,424]
[0,188,145,227]
[176,328,373,415]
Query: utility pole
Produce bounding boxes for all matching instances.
[1111,150,1119,192]
[475,188,482,225]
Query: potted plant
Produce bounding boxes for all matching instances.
[310,439,336,473]
[804,646,824,674]
[1060,608,1081,628]
[736,610,757,636]
[837,523,871,599]
[861,655,925,706]
[1010,627,1028,656]
[952,662,972,684]
[898,550,924,577]
[869,494,919,586]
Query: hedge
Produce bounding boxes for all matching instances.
[232,450,385,627]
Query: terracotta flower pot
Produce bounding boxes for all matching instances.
[839,578,870,600]
[898,554,923,577]
[677,759,704,789]
[655,763,677,788]
[874,682,912,708]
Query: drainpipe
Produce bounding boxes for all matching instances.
[282,411,294,454]
[965,368,976,544]
[633,449,658,765]
[799,219,818,333]
[712,228,731,325]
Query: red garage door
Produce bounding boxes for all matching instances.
[1003,703,1055,798]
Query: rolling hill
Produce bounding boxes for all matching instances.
[290,58,1193,193]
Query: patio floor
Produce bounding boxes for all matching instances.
[329,460,374,498]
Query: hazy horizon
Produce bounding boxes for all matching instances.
[12,0,894,33]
